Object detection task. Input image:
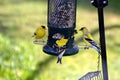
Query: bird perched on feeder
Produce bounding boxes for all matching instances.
[79,27,101,54]
[32,25,46,44]
[55,36,69,64]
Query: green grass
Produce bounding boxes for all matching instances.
[0,0,120,80]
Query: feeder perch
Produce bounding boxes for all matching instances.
[43,0,79,56]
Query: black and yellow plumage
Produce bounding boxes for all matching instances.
[55,36,69,64]
[32,25,46,44]
[79,27,101,54]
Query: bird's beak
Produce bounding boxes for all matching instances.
[43,28,46,30]
[32,32,36,37]
[79,29,82,31]
[32,35,34,37]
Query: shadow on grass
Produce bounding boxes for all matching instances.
[0,21,8,34]
[106,0,120,14]
[0,0,120,14]
[26,56,56,80]
[0,0,47,5]
[0,21,20,39]
[77,0,120,14]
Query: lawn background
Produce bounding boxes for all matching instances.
[0,0,120,80]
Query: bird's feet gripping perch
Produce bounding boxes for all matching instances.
[33,39,46,45]
[84,46,90,50]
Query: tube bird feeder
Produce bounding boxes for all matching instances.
[43,0,79,56]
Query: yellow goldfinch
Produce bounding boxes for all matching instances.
[56,37,68,47]
[55,36,69,64]
[55,30,77,64]
[32,25,46,43]
[79,27,101,54]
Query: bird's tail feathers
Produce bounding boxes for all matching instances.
[92,46,101,55]
[57,50,66,64]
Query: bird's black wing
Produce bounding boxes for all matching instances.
[85,38,98,47]
[85,38,101,54]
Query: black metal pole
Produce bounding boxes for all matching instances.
[91,0,109,80]
[98,6,109,80]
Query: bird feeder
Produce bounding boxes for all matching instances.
[43,0,79,56]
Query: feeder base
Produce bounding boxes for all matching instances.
[43,45,79,56]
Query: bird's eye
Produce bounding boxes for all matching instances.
[41,26,46,29]
[34,33,37,35]
[80,28,84,30]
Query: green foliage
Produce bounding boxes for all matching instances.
[0,34,44,80]
[0,0,120,80]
